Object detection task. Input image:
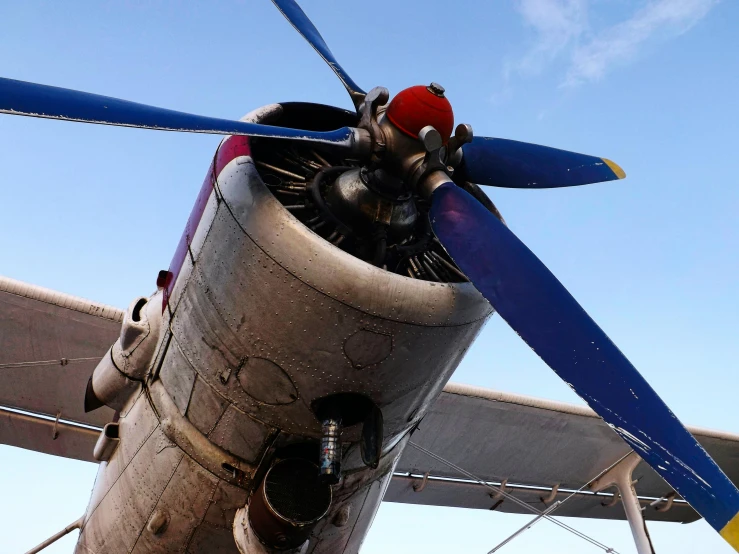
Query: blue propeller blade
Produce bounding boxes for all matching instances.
[271,0,365,108]
[0,77,357,147]
[460,135,626,188]
[429,181,739,547]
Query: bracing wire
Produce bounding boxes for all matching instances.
[485,451,634,552]
[408,441,620,553]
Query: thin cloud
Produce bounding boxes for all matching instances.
[565,0,719,86]
[509,0,719,88]
[510,0,588,77]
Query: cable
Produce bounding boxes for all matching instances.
[408,441,620,553]
[487,501,561,553]
[485,451,634,552]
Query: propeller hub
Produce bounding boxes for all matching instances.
[325,168,418,241]
[385,84,454,145]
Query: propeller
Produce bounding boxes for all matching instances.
[2,0,737,548]
[428,179,739,549]
[271,0,366,110]
[0,77,363,150]
[458,135,626,189]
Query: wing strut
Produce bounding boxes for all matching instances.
[24,516,83,554]
[589,452,656,554]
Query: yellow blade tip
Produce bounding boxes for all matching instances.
[602,158,626,180]
[721,512,739,551]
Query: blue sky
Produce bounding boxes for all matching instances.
[1,0,737,552]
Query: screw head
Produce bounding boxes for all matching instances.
[427,82,445,97]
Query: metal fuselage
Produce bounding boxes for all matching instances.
[75,103,492,553]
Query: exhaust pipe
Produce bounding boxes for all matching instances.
[240,459,332,551]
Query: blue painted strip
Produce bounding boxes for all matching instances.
[0,77,354,146]
[271,0,365,100]
[461,135,623,188]
[430,181,739,532]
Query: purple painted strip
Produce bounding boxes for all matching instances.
[163,135,252,309]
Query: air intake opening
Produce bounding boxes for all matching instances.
[131,297,147,322]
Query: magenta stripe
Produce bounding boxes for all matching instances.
[163,135,252,309]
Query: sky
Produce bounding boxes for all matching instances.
[0,0,737,552]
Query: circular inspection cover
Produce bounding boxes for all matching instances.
[343,329,393,369]
[237,357,298,405]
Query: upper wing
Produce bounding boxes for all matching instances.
[0,276,122,462]
[387,383,739,523]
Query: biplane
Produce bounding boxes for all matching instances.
[1,2,737,553]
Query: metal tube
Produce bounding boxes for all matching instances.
[319,416,342,484]
[619,477,655,554]
[255,161,305,181]
[25,516,84,554]
[420,259,441,282]
[429,250,468,281]
[247,459,332,550]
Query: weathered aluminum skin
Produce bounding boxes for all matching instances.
[0,276,120,428]
[75,103,492,553]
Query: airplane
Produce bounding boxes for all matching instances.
[1,1,738,553]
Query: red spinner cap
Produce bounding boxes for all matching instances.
[385,83,454,144]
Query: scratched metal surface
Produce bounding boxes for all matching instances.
[71,101,494,553]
